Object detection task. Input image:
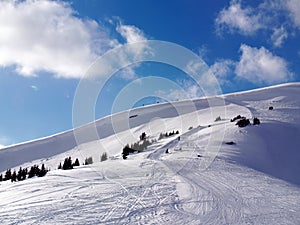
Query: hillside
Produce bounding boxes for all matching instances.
[0,83,300,224]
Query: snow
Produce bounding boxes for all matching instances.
[0,82,300,224]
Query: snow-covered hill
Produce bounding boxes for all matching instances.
[0,83,300,224]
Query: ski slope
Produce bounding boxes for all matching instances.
[0,83,300,224]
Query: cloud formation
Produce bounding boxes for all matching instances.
[209,59,236,85]
[236,44,292,84]
[215,0,261,35]
[271,26,288,48]
[286,0,300,28]
[216,0,300,47]
[0,0,123,79]
[116,24,147,43]
[209,44,292,85]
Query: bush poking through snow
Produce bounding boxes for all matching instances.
[231,115,246,122]
[269,106,274,110]
[225,141,236,145]
[236,118,250,127]
[215,116,221,122]
[122,145,136,159]
[253,118,260,125]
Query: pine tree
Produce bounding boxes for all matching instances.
[28,166,36,178]
[17,167,23,181]
[73,158,80,167]
[38,164,48,177]
[100,152,108,162]
[140,132,146,141]
[84,157,93,165]
[63,157,73,170]
[0,174,2,182]
[4,169,12,181]
[11,171,17,182]
[158,132,164,140]
[22,168,27,180]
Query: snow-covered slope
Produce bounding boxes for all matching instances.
[0,83,300,224]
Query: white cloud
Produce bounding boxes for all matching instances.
[185,60,205,76]
[207,44,292,86]
[116,23,150,61]
[209,60,235,82]
[197,44,210,61]
[113,24,149,80]
[117,66,138,80]
[215,0,262,35]
[271,26,288,48]
[286,0,300,28]
[0,0,118,78]
[116,24,147,43]
[236,44,292,84]
[216,0,300,46]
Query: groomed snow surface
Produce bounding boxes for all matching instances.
[0,83,300,224]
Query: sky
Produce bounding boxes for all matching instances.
[0,0,299,146]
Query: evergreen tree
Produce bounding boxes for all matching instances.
[38,164,48,177]
[17,167,24,181]
[4,169,12,181]
[11,171,17,182]
[100,152,108,162]
[73,158,80,167]
[63,157,73,170]
[28,166,36,178]
[158,132,164,140]
[22,168,28,180]
[84,157,93,165]
[140,132,146,141]
[0,174,2,182]
[58,162,62,170]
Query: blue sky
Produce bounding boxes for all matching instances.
[0,0,299,146]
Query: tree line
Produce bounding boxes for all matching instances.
[0,164,49,183]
